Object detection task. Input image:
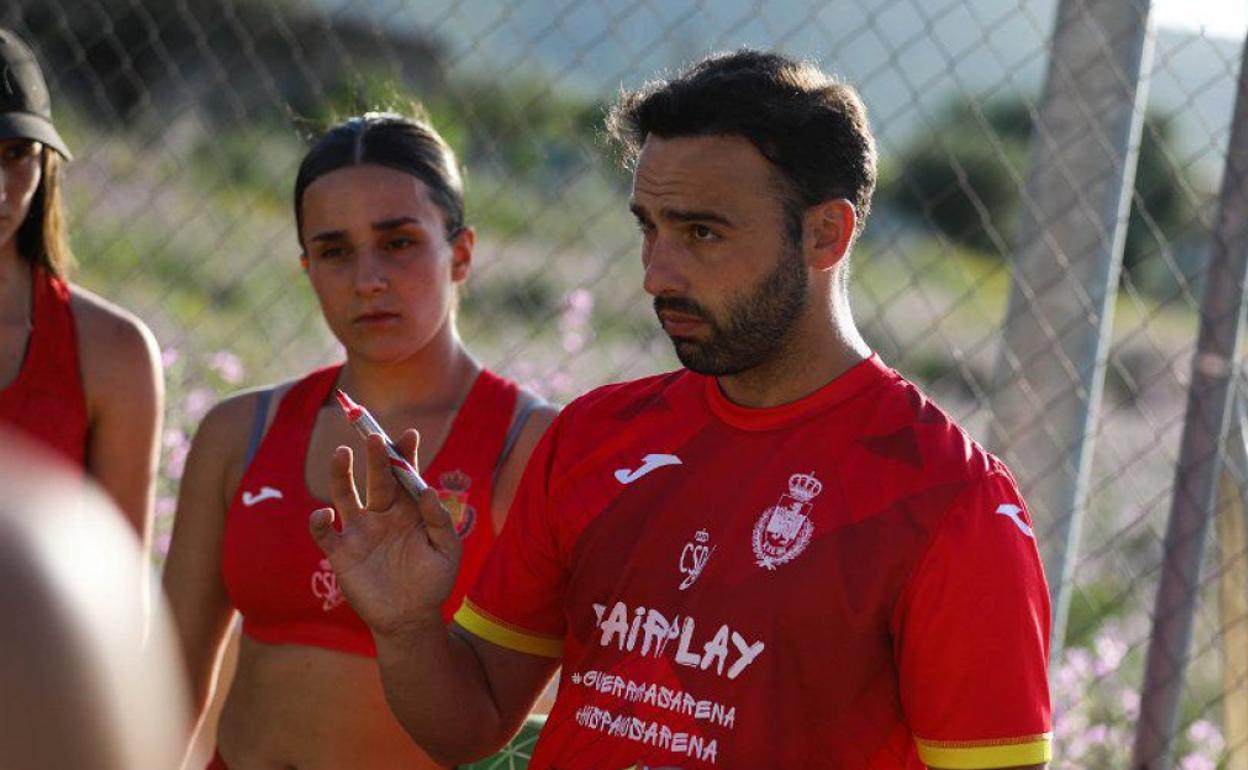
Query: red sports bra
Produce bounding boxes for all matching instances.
[221,364,520,656]
[0,266,87,466]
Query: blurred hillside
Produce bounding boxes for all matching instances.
[317,0,1241,175]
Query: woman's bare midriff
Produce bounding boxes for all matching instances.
[215,635,447,770]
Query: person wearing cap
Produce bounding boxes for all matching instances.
[0,27,163,553]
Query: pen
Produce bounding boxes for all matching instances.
[334,388,429,498]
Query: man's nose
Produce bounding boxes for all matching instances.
[641,231,690,298]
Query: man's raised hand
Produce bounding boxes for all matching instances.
[309,430,462,636]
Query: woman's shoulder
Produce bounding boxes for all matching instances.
[67,284,158,361]
[487,371,559,441]
[69,284,159,368]
[66,284,162,413]
[188,380,301,488]
[514,385,559,436]
[497,384,559,467]
[199,377,300,444]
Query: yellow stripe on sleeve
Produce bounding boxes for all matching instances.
[915,732,1052,769]
[453,599,564,658]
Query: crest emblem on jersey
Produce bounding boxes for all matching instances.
[752,472,821,570]
[679,529,715,590]
[437,469,476,537]
[310,558,345,611]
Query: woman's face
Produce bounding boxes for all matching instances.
[299,164,472,364]
[0,139,43,257]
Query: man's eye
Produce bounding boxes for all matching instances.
[385,237,415,250]
[692,225,717,241]
[319,247,347,259]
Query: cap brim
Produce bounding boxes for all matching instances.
[0,112,72,160]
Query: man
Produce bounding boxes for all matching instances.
[310,50,1052,770]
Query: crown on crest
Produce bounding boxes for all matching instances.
[439,469,472,492]
[695,529,710,544]
[788,473,823,502]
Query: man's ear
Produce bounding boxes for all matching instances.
[299,253,309,271]
[804,199,857,271]
[450,226,476,282]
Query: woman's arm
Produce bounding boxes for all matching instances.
[73,289,163,549]
[161,392,256,720]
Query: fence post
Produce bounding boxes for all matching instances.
[1216,391,1248,769]
[987,0,1154,664]
[1132,30,1248,769]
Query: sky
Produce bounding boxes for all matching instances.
[1153,0,1248,40]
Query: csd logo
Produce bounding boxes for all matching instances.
[678,530,715,591]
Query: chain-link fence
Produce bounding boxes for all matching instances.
[4,0,1246,767]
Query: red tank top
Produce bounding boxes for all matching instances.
[0,266,87,466]
[222,364,519,657]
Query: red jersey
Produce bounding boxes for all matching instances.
[0,266,87,467]
[223,364,518,656]
[456,356,1051,769]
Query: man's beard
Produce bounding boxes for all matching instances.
[655,243,808,376]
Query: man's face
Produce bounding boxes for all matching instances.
[630,135,808,376]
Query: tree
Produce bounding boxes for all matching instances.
[882,95,1203,288]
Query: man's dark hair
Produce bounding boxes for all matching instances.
[608,49,877,240]
[294,111,465,247]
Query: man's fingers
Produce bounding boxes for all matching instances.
[364,433,399,511]
[308,506,338,553]
[396,428,420,465]
[416,488,461,557]
[328,446,364,522]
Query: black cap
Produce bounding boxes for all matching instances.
[0,28,71,160]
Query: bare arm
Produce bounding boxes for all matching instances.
[74,290,163,550]
[311,432,558,764]
[372,613,559,762]
[161,393,254,719]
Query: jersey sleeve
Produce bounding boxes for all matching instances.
[453,412,567,659]
[892,467,1052,769]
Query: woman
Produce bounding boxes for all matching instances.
[162,112,557,769]
[0,27,163,544]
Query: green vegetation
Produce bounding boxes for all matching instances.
[881,96,1208,294]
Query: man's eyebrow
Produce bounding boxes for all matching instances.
[661,208,733,227]
[628,203,733,227]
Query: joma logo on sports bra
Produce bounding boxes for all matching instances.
[241,486,283,507]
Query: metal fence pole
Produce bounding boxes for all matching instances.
[1132,29,1248,770]
[987,0,1153,662]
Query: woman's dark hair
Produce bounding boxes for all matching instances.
[16,149,74,276]
[293,112,465,246]
[608,49,877,240]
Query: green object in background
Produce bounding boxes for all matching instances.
[461,714,545,769]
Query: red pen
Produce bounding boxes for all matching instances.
[334,388,429,498]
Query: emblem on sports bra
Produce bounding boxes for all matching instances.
[678,529,715,590]
[752,473,821,570]
[437,469,477,537]
[310,559,345,611]
[241,485,283,507]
